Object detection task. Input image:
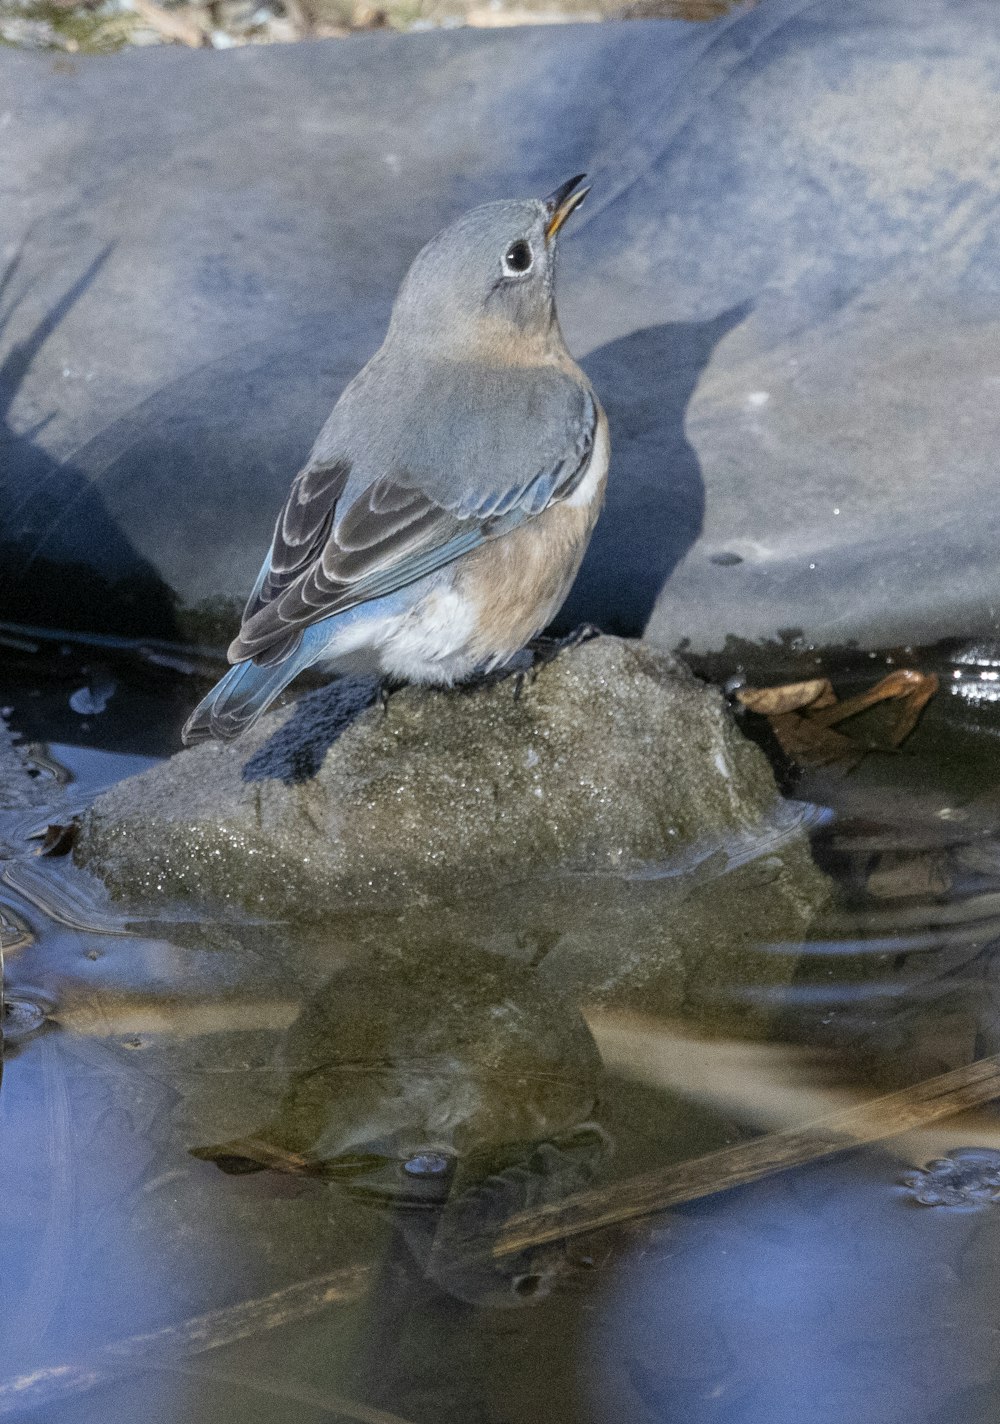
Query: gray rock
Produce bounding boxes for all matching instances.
[76,636,829,1043]
[5,0,1000,661]
[643,289,1000,666]
[0,716,51,810]
[75,636,819,918]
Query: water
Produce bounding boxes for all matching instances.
[5,639,1000,1423]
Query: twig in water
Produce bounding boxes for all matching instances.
[0,1264,370,1417]
[490,1045,1000,1257]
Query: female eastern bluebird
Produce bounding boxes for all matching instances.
[184,175,608,744]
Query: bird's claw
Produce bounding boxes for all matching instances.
[527,623,602,670]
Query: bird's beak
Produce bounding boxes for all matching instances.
[543,173,590,243]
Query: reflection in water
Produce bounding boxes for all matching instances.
[5,642,1000,1419]
[1,990,51,1047]
[192,946,610,1307]
[192,947,603,1184]
[588,1150,1000,1424]
[950,643,1000,708]
[419,1125,609,1307]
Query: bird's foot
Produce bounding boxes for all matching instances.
[527,623,602,669]
[376,680,404,718]
[458,629,602,703]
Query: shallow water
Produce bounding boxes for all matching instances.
[5,640,1000,1423]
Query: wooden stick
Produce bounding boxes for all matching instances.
[0,1264,370,1417]
[490,1052,1000,1258]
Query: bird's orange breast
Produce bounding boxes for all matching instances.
[458,408,610,665]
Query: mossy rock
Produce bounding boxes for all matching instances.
[76,636,816,919]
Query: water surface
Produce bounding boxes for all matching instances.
[5,639,1000,1423]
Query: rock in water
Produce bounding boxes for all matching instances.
[0,716,54,811]
[75,636,816,921]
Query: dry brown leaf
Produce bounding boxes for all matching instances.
[737,678,835,716]
[737,669,938,768]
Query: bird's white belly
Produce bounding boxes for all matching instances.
[377,584,482,684]
[563,413,609,509]
[318,580,481,685]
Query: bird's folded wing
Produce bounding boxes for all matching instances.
[230,387,597,666]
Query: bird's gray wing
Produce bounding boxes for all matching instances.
[230,383,597,666]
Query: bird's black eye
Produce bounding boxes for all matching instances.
[503,239,533,275]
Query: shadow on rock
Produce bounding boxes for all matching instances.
[561,305,750,636]
[0,244,180,640]
[241,676,378,785]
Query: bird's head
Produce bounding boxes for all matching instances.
[388,175,590,354]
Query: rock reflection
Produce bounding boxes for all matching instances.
[192,943,610,1304]
[420,1125,609,1307]
[193,945,602,1181]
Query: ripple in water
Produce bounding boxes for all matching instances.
[2,993,49,1045]
[901,1147,1000,1207]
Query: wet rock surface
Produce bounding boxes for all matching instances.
[76,637,815,917]
[0,715,53,810]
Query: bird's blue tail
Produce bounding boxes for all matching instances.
[182,641,320,745]
[182,593,411,745]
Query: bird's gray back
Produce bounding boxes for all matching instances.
[310,345,595,518]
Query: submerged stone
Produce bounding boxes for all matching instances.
[900,1148,1000,1209]
[0,716,54,811]
[76,636,813,919]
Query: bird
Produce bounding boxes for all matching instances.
[183,174,608,745]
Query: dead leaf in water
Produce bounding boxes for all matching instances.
[736,678,836,717]
[38,821,78,858]
[736,669,939,768]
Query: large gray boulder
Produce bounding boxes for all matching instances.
[642,287,1000,666]
[3,0,999,663]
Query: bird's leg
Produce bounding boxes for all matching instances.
[377,679,403,718]
[459,632,599,703]
[561,621,602,650]
[527,622,602,670]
